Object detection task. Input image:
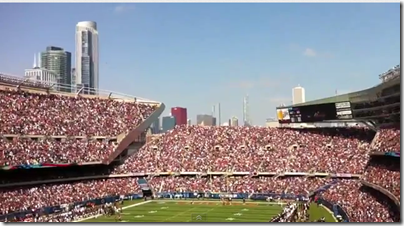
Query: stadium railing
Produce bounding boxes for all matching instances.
[0,172,362,188]
[360,180,400,207]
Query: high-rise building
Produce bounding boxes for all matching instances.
[162,116,176,133]
[40,46,72,92]
[75,21,99,94]
[231,117,239,126]
[292,85,306,105]
[196,114,216,126]
[151,118,160,134]
[25,55,58,87]
[187,119,191,125]
[243,95,251,126]
[71,68,76,92]
[171,107,187,125]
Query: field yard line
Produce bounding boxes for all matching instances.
[74,200,152,222]
[185,207,216,222]
[161,206,198,222]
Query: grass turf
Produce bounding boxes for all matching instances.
[82,200,337,222]
[308,203,336,222]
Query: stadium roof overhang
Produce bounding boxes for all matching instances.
[277,86,376,109]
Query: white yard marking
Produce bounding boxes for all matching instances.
[74,200,152,222]
[134,215,144,218]
[148,210,157,214]
[185,207,216,222]
[234,213,242,216]
[226,218,235,221]
[162,206,198,222]
[241,208,249,211]
[161,207,169,209]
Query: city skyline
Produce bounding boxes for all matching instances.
[0,3,399,125]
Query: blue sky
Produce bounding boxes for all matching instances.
[0,3,400,125]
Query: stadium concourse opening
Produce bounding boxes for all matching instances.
[0,62,400,223]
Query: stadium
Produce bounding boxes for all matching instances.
[0,64,400,223]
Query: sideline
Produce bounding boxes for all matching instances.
[74,200,152,222]
[318,204,338,222]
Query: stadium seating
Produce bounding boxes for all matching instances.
[0,178,140,216]
[0,74,401,222]
[1,176,400,222]
[0,89,156,136]
[372,127,400,152]
[322,180,399,222]
[0,85,157,166]
[363,157,400,200]
[112,126,373,174]
[0,138,116,166]
[0,176,332,216]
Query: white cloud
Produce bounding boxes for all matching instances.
[114,4,135,14]
[303,48,317,57]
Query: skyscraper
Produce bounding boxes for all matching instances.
[171,107,187,126]
[25,54,58,87]
[75,21,99,94]
[231,117,239,126]
[151,117,160,134]
[292,85,306,105]
[71,68,76,91]
[40,46,72,92]
[162,116,176,133]
[196,114,216,126]
[243,95,251,126]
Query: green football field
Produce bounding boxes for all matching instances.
[80,199,336,222]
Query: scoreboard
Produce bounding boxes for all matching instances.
[277,102,352,123]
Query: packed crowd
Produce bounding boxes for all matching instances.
[7,205,101,222]
[372,128,401,152]
[322,180,399,222]
[113,126,373,174]
[0,176,332,217]
[0,177,140,216]
[152,176,334,194]
[0,138,116,166]
[363,158,400,200]
[0,89,156,136]
[0,77,401,223]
